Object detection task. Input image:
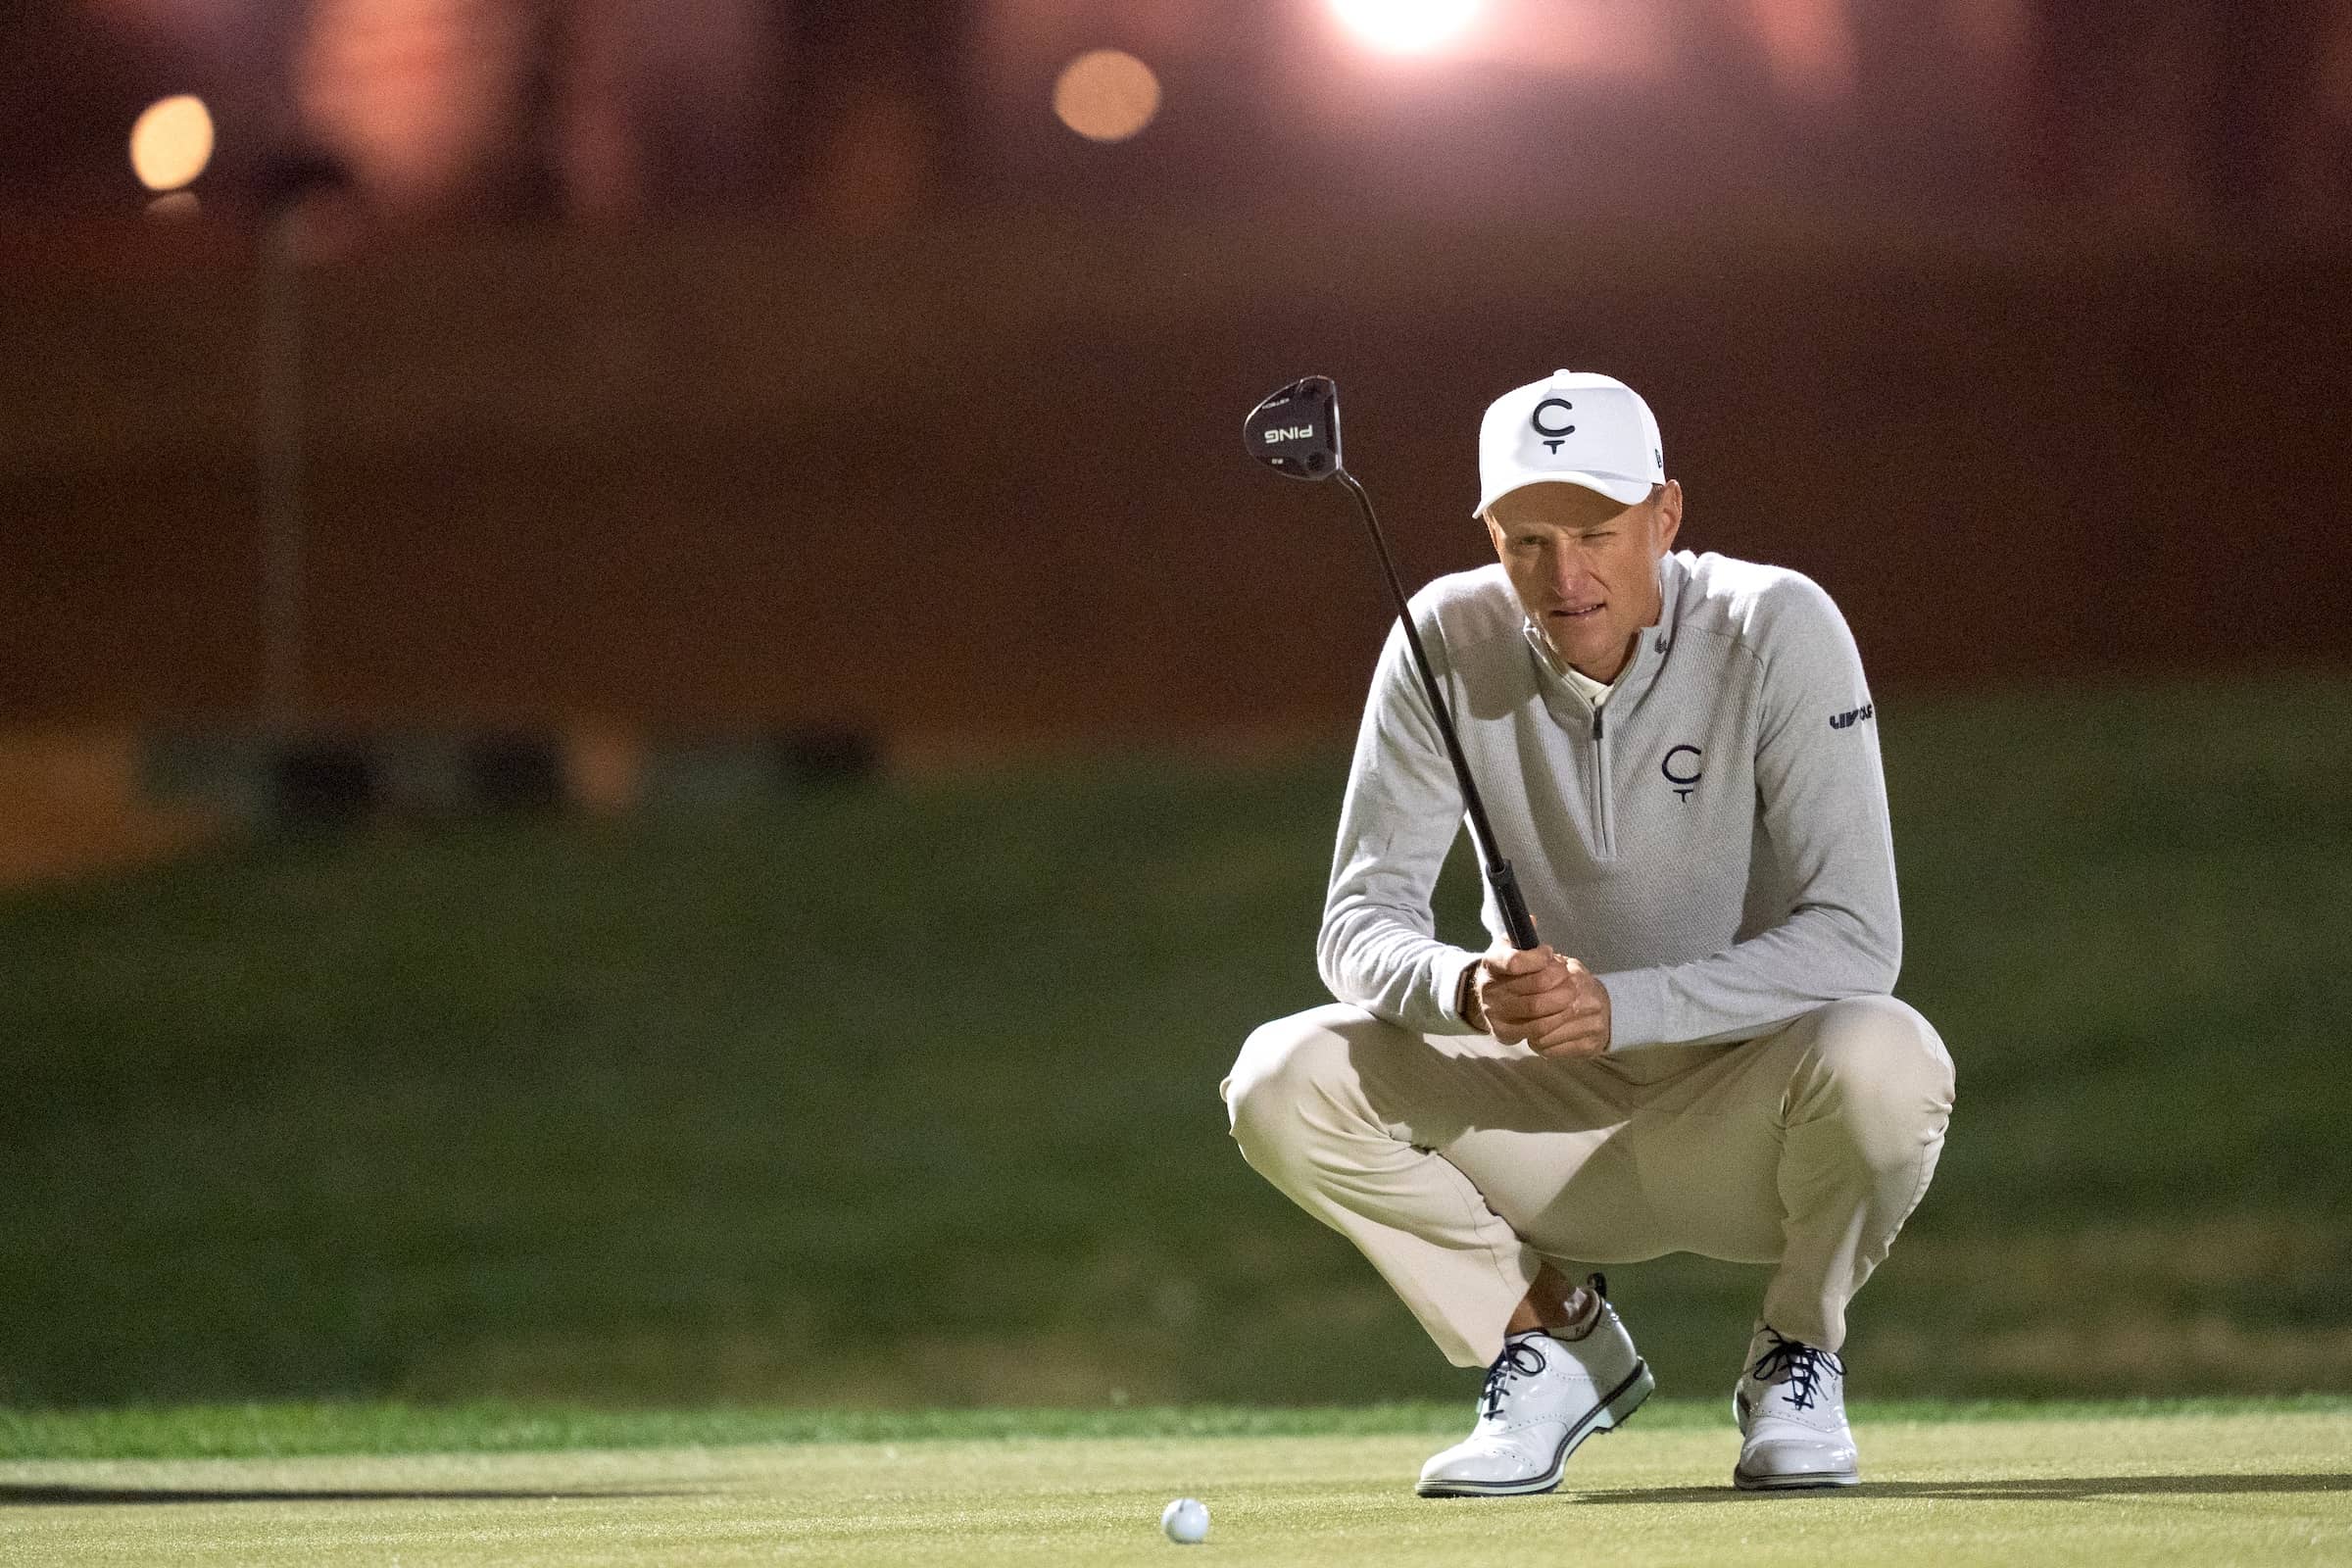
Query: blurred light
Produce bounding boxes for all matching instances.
[297,0,533,211]
[1749,0,1856,104]
[145,191,202,220]
[129,95,215,192]
[1331,0,1483,54]
[1053,49,1160,143]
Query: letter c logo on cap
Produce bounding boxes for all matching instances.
[1531,397,1576,453]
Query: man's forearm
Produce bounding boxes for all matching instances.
[1596,903,1899,1052]
[1317,901,1485,1035]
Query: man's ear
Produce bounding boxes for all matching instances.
[1655,480,1684,551]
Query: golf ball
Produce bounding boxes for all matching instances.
[1160,1496,1209,1544]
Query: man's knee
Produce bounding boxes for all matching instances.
[1222,1004,1386,1173]
[1794,995,1955,1152]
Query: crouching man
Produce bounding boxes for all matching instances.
[1223,369,1954,1494]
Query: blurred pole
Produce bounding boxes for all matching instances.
[254,151,349,736]
[258,204,306,734]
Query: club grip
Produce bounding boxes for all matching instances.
[1488,858,1542,951]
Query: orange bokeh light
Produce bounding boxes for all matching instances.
[129,95,215,192]
[1054,50,1161,143]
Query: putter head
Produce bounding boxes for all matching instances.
[1244,375,1344,481]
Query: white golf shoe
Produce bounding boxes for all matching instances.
[1732,1325,1860,1490]
[1416,1275,1653,1497]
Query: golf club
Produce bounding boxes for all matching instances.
[1244,374,1541,952]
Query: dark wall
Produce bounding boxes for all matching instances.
[4,214,2347,753]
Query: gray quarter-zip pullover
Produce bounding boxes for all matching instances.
[1318,548,1898,1053]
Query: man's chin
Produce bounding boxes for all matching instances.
[1545,627,1629,683]
[1546,629,1604,666]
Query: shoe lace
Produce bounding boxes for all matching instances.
[1479,1337,1549,1421]
[1747,1330,1843,1412]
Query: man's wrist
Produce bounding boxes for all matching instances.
[1456,963,1485,1031]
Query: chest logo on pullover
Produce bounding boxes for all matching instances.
[1662,744,1703,801]
[1829,704,1875,730]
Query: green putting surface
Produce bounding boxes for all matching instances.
[3,1405,2346,1566]
[8,1396,2351,1462]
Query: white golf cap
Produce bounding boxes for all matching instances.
[1475,369,1664,516]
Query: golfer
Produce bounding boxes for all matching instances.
[1223,370,1954,1494]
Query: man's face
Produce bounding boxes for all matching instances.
[1484,480,1684,684]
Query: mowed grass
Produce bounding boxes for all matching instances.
[2,670,2350,1409]
[13,1395,2348,1462]
[2,1404,2346,1567]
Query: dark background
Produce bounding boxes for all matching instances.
[5,217,2349,748]
[5,0,2349,753]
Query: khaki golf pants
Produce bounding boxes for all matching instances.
[1222,995,1953,1368]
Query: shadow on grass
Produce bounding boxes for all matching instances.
[1573,1473,2352,1504]
[0,1485,693,1507]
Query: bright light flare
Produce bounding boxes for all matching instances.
[129,94,215,192]
[1331,0,1484,55]
[1053,49,1161,143]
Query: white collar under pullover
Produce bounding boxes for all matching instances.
[1536,633,1616,710]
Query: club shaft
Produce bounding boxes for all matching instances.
[1335,470,1541,951]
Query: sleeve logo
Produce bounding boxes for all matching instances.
[1829,703,1875,730]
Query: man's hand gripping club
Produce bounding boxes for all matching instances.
[1463,944,1612,1059]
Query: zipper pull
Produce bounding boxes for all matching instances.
[1592,709,1604,741]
